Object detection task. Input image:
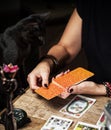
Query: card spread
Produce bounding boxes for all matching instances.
[35,67,94,100]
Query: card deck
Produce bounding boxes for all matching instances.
[35,67,94,100]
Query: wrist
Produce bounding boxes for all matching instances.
[97,84,107,96]
[38,55,59,73]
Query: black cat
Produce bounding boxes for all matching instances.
[0,12,49,66]
[0,12,49,110]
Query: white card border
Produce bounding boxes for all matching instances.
[59,94,96,118]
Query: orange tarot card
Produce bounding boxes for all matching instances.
[35,67,94,100]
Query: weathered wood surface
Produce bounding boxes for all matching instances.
[0,88,110,130]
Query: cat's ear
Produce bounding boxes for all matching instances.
[31,12,51,21]
[39,12,50,21]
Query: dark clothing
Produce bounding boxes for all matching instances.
[75,0,111,83]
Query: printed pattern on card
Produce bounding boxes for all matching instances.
[73,121,101,130]
[41,115,73,130]
[60,95,96,118]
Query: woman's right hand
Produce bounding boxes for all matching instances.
[27,60,51,90]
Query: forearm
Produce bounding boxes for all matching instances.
[90,82,111,97]
[47,9,82,69]
[88,82,111,97]
[40,9,82,73]
[45,44,70,73]
[48,44,70,65]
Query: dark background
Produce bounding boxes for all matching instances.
[0,0,74,32]
[0,0,87,73]
[0,0,88,111]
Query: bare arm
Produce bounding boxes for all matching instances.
[48,8,82,65]
[27,8,83,89]
[28,8,107,98]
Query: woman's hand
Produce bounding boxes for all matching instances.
[27,60,51,90]
[59,81,106,99]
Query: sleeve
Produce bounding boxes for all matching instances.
[75,0,89,20]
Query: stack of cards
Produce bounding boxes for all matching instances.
[60,95,96,118]
[35,67,94,100]
[41,115,73,130]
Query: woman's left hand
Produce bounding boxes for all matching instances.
[59,81,106,99]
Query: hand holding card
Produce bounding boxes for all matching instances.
[35,67,94,100]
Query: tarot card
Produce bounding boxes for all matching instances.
[41,115,73,130]
[96,112,106,128]
[60,95,96,118]
[73,121,101,130]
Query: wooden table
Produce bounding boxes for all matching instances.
[0,88,110,130]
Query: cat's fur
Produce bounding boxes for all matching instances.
[0,12,49,110]
[0,13,49,66]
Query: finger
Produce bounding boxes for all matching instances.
[42,71,50,87]
[67,86,74,93]
[55,69,70,79]
[64,69,70,74]
[55,72,64,78]
[58,88,71,99]
[58,92,71,99]
[27,74,40,90]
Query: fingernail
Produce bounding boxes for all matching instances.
[69,88,73,93]
[32,89,35,93]
[44,84,48,88]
